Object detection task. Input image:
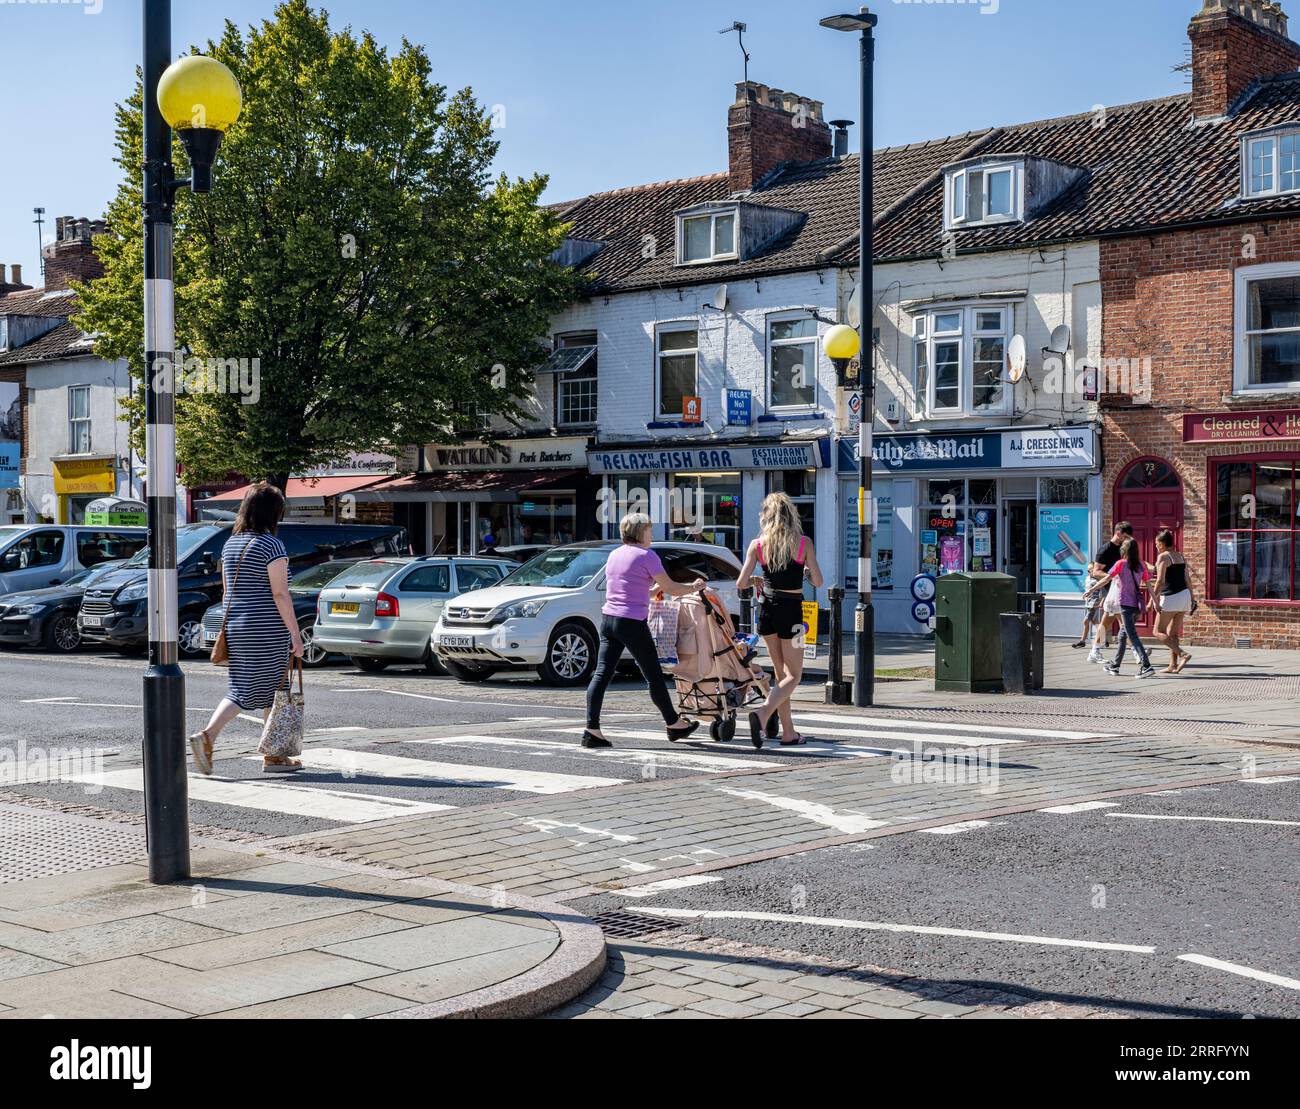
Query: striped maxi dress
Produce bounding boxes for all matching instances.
[221,531,293,711]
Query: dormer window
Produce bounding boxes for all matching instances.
[1243,127,1300,198]
[946,161,1023,229]
[679,209,738,264]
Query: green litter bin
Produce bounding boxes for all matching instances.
[933,572,1018,693]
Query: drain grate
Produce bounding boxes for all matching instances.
[0,803,144,884]
[592,909,682,939]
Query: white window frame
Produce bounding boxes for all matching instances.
[911,304,1014,418]
[655,323,700,420]
[1234,260,1300,394]
[554,332,598,427]
[68,384,91,454]
[945,161,1023,229]
[1241,129,1300,199]
[766,313,820,413]
[677,209,739,265]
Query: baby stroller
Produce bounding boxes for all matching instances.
[669,590,770,742]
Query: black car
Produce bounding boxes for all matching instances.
[78,522,408,658]
[199,557,363,667]
[0,560,127,653]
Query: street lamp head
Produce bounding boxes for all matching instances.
[823,323,862,385]
[157,55,243,194]
[819,11,877,33]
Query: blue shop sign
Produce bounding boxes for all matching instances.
[724,390,752,427]
[0,442,18,488]
[838,432,1002,473]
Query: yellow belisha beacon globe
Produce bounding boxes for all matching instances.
[156,55,243,193]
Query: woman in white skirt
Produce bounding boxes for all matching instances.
[1150,528,1196,674]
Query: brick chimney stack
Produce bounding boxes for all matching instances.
[728,81,832,192]
[1190,0,1300,120]
[41,215,108,291]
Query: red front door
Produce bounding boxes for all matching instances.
[1115,474,1184,632]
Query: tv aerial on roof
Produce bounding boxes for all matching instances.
[719,22,750,85]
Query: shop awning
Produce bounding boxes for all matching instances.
[354,469,585,504]
[205,475,391,504]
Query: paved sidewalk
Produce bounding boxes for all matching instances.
[276,735,1300,900]
[0,822,604,1018]
[551,930,1127,1020]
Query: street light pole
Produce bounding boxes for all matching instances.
[141,0,189,883]
[854,11,876,709]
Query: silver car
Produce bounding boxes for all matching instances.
[312,556,512,673]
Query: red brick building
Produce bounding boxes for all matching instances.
[1101,0,1300,648]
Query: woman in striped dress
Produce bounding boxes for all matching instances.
[190,483,304,774]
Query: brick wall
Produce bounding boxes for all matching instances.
[1100,220,1300,648]
[1190,4,1300,119]
[728,83,831,193]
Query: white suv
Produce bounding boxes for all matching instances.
[431,541,743,686]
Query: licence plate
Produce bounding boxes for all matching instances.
[439,635,474,649]
[80,615,103,628]
[331,602,360,615]
[204,630,218,644]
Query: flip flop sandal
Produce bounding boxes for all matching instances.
[748,712,765,750]
[189,731,213,776]
[780,735,809,747]
[262,759,303,774]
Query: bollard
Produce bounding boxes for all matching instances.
[1017,592,1047,690]
[825,586,851,704]
[1000,612,1032,696]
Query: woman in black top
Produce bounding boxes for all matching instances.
[1150,528,1196,674]
[736,493,824,749]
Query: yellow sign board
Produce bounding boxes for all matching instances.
[53,457,116,495]
[800,600,819,661]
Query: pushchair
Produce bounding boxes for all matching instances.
[668,590,770,742]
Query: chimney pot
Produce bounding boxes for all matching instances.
[1191,0,1300,119]
[728,81,834,191]
[10,264,21,286]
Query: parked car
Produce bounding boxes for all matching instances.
[0,524,146,597]
[0,560,127,653]
[78,522,409,658]
[200,557,364,668]
[480,544,551,563]
[432,541,742,687]
[313,556,513,673]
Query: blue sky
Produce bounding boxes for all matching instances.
[2,0,1206,283]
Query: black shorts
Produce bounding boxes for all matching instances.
[757,592,805,640]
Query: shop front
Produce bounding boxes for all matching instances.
[587,439,833,564]
[837,424,1100,638]
[52,456,120,523]
[359,436,598,555]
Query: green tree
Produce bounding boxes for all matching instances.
[76,0,580,490]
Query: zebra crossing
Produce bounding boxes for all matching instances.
[30,712,1118,832]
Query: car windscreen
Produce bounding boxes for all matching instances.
[122,526,225,569]
[498,548,608,589]
[321,561,398,589]
[290,560,358,591]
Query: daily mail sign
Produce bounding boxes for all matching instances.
[589,443,824,474]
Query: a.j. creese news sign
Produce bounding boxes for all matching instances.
[1183,408,1300,443]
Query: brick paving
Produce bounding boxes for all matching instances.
[276,736,1300,898]
[547,930,1127,1020]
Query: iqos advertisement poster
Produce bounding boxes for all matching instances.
[1038,506,1090,594]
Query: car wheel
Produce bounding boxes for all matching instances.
[178,617,206,658]
[298,617,329,668]
[422,648,448,676]
[350,656,389,673]
[43,613,82,653]
[539,622,597,687]
[443,659,498,683]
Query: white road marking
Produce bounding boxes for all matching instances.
[1177,954,1300,992]
[549,726,888,760]
[1038,801,1120,814]
[309,726,368,734]
[518,817,638,843]
[261,747,625,795]
[1107,813,1300,828]
[619,875,724,898]
[1239,775,1300,786]
[715,786,887,834]
[921,820,994,835]
[795,712,1111,741]
[783,723,1019,748]
[422,732,779,771]
[618,859,657,873]
[59,767,451,823]
[349,687,585,714]
[638,908,1158,953]
[238,713,264,726]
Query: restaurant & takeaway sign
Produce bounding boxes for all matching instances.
[1183,409,1300,443]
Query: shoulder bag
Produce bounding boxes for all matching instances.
[259,657,305,759]
[210,538,253,667]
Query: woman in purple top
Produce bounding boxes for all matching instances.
[582,513,706,749]
[1083,537,1155,678]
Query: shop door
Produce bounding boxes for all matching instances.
[1004,500,1036,593]
[1115,459,1184,632]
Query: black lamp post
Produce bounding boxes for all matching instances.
[821,6,877,708]
[140,0,241,883]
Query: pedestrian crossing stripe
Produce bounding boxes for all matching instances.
[796,712,1114,741]
[546,727,889,759]
[417,733,780,771]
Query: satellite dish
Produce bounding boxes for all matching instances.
[1047,324,1072,356]
[714,284,729,312]
[1007,335,1028,384]
[847,283,862,329]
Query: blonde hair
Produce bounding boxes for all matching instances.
[620,512,652,544]
[758,492,803,570]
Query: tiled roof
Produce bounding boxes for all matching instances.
[0,287,77,318]
[554,132,990,293]
[0,319,92,367]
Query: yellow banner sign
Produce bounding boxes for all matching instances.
[801,600,819,661]
[54,457,116,495]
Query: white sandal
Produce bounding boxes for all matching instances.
[189,730,213,776]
